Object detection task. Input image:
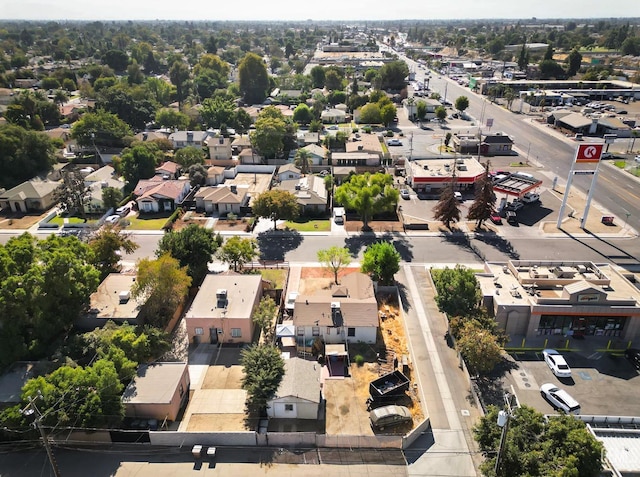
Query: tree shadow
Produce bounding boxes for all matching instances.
[564,229,640,269]
[343,232,414,262]
[473,233,520,260]
[344,234,378,257]
[256,230,303,261]
[396,281,411,312]
[473,356,520,410]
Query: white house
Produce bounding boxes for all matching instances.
[292,272,378,345]
[266,357,322,420]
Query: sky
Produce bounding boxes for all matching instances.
[0,0,637,22]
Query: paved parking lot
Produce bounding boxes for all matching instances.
[503,351,640,416]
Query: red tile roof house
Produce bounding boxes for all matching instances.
[155,161,181,180]
[133,179,191,213]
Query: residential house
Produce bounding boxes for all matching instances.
[184,272,263,344]
[331,152,380,168]
[321,108,347,124]
[121,362,190,422]
[134,131,171,143]
[0,179,59,213]
[205,166,226,186]
[168,130,210,150]
[275,175,328,215]
[83,166,125,214]
[296,131,320,147]
[205,135,233,161]
[155,161,181,180]
[133,179,191,213]
[231,135,252,155]
[238,148,263,165]
[266,357,322,420]
[277,164,302,181]
[346,134,383,160]
[194,185,250,215]
[480,132,514,156]
[76,273,142,331]
[299,144,328,165]
[293,272,378,345]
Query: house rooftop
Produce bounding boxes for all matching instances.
[274,357,321,404]
[88,273,140,320]
[122,362,188,405]
[185,272,262,320]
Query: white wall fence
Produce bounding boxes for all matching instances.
[150,431,256,447]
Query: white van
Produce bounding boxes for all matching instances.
[333,207,345,225]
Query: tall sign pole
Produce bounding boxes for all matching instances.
[557,143,604,229]
[581,141,608,229]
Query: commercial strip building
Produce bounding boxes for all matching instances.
[406,157,486,193]
[477,261,640,342]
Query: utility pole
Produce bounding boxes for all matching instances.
[22,395,62,477]
[494,392,517,476]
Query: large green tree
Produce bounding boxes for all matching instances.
[132,254,192,329]
[455,95,470,113]
[200,96,236,129]
[241,344,285,413]
[361,242,401,285]
[119,142,161,184]
[456,320,502,374]
[157,224,222,285]
[334,172,398,229]
[250,106,294,159]
[431,265,481,318]
[474,405,603,477]
[0,124,56,189]
[0,234,100,367]
[252,297,278,343]
[217,236,259,272]
[88,225,139,278]
[238,52,269,104]
[174,146,205,168]
[71,109,132,148]
[566,48,583,77]
[252,189,300,230]
[378,60,410,90]
[155,108,190,130]
[169,60,190,108]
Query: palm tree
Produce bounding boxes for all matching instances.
[54,90,68,108]
[294,149,312,175]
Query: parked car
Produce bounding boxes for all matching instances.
[635,155,640,163]
[116,205,131,217]
[369,405,412,430]
[540,383,581,414]
[400,189,411,200]
[505,211,517,224]
[387,139,403,146]
[521,192,540,204]
[490,214,503,225]
[454,191,463,201]
[543,349,572,378]
[507,200,524,211]
[625,348,640,370]
[104,215,121,225]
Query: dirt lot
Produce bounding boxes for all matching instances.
[0,210,49,229]
[201,365,244,389]
[345,219,404,233]
[186,413,251,432]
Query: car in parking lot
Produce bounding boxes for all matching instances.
[369,405,412,430]
[540,383,581,414]
[104,215,121,225]
[507,200,524,211]
[505,211,517,224]
[625,348,640,370]
[400,189,411,200]
[454,191,463,201]
[116,205,131,217]
[490,214,503,225]
[521,192,540,204]
[543,349,572,378]
[387,139,403,146]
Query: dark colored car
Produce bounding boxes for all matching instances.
[625,348,640,370]
[490,214,503,225]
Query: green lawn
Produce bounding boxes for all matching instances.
[284,219,331,232]
[49,215,93,225]
[614,160,626,169]
[258,269,287,289]
[125,214,170,230]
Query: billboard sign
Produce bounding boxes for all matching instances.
[486,118,494,128]
[575,144,603,163]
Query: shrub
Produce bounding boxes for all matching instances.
[354,354,365,366]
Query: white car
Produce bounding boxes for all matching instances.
[454,191,463,201]
[387,139,403,146]
[104,215,121,225]
[400,189,411,200]
[543,349,572,378]
[540,383,581,414]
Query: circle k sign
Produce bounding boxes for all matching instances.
[575,143,604,163]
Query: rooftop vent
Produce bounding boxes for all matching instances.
[119,291,130,303]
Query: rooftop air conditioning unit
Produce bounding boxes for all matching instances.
[330,302,341,309]
[216,289,227,299]
[119,291,130,303]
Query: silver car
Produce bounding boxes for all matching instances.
[369,405,412,430]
